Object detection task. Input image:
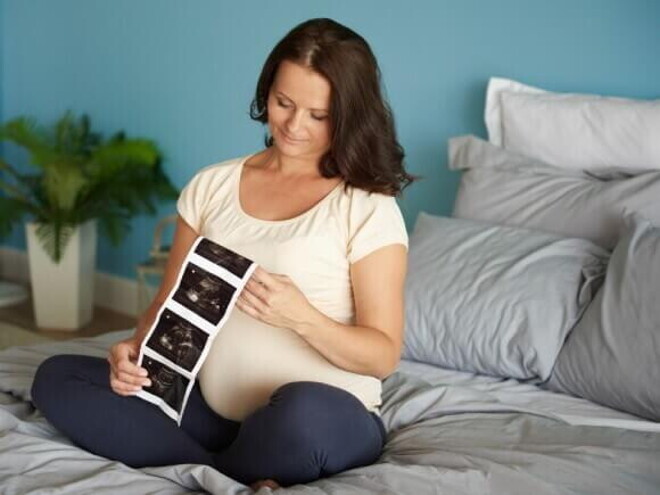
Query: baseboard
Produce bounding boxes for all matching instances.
[95,271,140,317]
[0,246,139,317]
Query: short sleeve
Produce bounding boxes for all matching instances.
[347,192,408,264]
[176,169,208,233]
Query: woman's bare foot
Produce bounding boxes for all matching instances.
[250,479,281,491]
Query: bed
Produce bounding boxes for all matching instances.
[2,78,660,494]
[1,331,659,494]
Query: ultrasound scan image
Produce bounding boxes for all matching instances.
[146,309,208,371]
[194,238,253,277]
[173,263,236,324]
[142,357,190,413]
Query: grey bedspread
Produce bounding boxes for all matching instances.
[1,331,659,494]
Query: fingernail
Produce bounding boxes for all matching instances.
[144,380,152,387]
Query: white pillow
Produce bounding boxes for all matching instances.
[485,77,660,171]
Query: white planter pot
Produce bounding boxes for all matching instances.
[26,220,97,330]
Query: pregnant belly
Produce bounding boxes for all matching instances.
[197,310,381,421]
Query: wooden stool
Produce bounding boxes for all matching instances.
[135,215,177,315]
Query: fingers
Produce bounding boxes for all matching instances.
[236,296,260,319]
[244,278,269,303]
[250,267,279,289]
[110,376,142,396]
[110,367,151,395]
[237,288,265,318]
[115,368,151,387]
[116,356,148,377]
[108,340,150,395]
[110,344,147,376]
[109,340,137,363]
[238,269,301,326]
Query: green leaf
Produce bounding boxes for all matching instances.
[97,213,131,246]
[0,117,46,152]
[43,162,88,211]
[0,196,29,238]
[86,139,159,180]
[35,222,75,263]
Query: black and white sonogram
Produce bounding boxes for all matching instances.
[194,238,252,277]
[146,309,208,372]
[172,263,236,324]
[142,357,190,413]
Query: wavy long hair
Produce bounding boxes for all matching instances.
[250,18,415,196]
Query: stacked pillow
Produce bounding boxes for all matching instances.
[547,214,660,421]
[449,135,660,250]
[485,77,660,172]
[403,77,660,421]
[402,213,607,381]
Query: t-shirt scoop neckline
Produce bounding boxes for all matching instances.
[233,154,344,226]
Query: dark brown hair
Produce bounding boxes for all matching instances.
[250,18,415,196]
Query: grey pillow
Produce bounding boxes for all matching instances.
[403,213,608,380]
[546,214,660,421]
[449,135,660,250]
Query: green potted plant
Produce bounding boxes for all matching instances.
[0,111,178,329]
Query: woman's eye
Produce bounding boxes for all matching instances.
[277,99,291,108]
[312,114,328,121]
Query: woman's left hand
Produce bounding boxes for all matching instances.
[236,266,316,331]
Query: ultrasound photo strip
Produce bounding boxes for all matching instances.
[136,236,257,424]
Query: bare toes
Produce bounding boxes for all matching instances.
[250,479,281,491]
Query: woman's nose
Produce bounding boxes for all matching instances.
[286,110,304,133]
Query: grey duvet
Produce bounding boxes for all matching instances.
[1,331,659,494]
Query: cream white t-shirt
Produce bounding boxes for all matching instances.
[176,153,408,421]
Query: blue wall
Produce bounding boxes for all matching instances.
[2,0,659,279]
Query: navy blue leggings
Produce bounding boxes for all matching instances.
[31,354,386,487]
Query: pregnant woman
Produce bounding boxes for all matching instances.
[32,17,414,489]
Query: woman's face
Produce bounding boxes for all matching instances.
[267,60,332,162]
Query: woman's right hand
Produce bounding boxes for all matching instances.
[107,337,151,396]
